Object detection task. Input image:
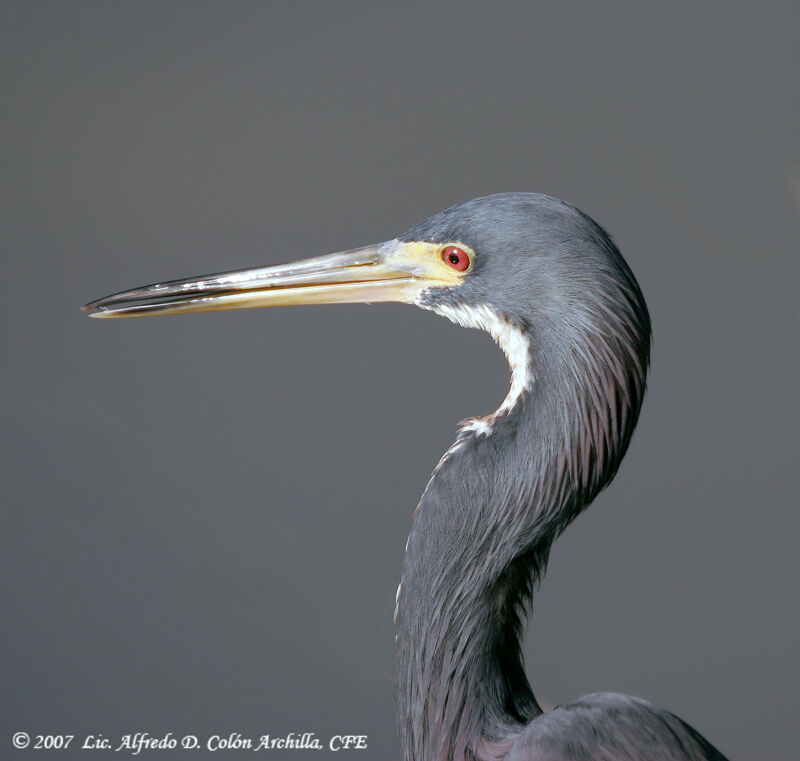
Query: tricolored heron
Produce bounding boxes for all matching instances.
[84,193,728,761]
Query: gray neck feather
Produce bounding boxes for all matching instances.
[395,299,649,761]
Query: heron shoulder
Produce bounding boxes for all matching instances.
[506,693,728,761]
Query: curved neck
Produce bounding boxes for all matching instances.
[395,316,647,761]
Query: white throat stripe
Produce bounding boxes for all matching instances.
[420,301,533,436]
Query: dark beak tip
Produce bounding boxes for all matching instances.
[81,298,106,312]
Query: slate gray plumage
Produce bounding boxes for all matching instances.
[394,194,728,761]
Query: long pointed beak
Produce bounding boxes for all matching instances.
[82,240,461,318]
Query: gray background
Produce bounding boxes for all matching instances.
[1,2,798,759]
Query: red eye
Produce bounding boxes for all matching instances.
[442,245,470,271]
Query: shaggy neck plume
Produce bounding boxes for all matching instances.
[395,303,648,761]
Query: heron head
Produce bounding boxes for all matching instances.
[400,194,649,349]
[83,193,647,347]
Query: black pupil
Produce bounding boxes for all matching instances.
[449,253,460,264]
